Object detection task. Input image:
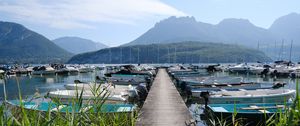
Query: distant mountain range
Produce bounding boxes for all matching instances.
[1,12,300,64]
[269,13,300,43]
[0,21,72,64]
[125,13,300,47]
[53,37,108,54]
[68,41,271,64]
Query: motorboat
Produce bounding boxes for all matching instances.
[207,103,291,123]
[7,99,135,113]
[64,83,137,97]
[192,89,295,104]
[31,66,55,75]
[47,89,127,104]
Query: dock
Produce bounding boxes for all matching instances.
[135,68,195,126]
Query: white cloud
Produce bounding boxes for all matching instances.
[0,0,186,29]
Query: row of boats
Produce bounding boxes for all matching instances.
[2,61,300,78]
[215,61,300,78]
[168,64,296,123]
[0,64,100,75]
[3,64,156,114]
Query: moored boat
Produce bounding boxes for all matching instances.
[188,82,285,95]
[7,100,135,113]
[47,89,127,104]
[207,103,291,122]
[64,83,137,97]
[192,89,295,104]
[32,66,56,75]
[180,76,243,86]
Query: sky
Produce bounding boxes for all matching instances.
[0,0,300,47]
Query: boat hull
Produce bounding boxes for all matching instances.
[7,100,135,113]
[192,89,295,104]
[206,103,290,124]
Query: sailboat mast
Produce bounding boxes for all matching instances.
[120,47,123,64]
[168,47,170,63]
[289,40,293,62]
[129,47,132,64]
[279,39,284,60]
[137,47,140,63]
[274,41,278,60]
[109,48,112,64]
[174,46,177,63]
[157,44,159,63]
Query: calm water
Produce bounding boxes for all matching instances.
[0,71,104,100]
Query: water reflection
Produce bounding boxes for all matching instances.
[0,72,98,100]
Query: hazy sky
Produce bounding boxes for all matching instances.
[0,0,299,47]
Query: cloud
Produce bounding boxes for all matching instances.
[0,0,186,29]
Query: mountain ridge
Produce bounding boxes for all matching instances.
[125,13,300,47]
[53,36,109,54]
[0,21,72,63]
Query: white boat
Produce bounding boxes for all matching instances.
[32,66,55,75]
[248,66,265,74]
[64,83,137,97]
[77,65,93,73]
[180,76,243,86]
[47,89,127,104]
[66,66,79,74]
[192,89,295,104]
[228,63,253,73]
[0,70,4,74]
[189,82,283,92]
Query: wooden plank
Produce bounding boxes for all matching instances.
[135,68,195,126]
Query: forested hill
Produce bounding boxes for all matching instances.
[68,41,272,64]
[0,21,72,63]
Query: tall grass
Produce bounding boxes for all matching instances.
[265,79,300,126]
[0,74,137,126]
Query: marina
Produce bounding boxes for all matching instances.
[1,1,300,125]
[0,63,299,125]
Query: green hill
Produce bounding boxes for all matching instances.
[68,41,272,64]
[0,21,72,63]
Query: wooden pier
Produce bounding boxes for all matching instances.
[136,68,195,126]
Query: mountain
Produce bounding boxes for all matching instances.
[125,16,278,47]
[53,37,109,54]
[216,18,276,46]
[124,13,300,61]
[0,21,72,64]
[68,41,272,64]
[126,16,217,46]
[269,13,300,43]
